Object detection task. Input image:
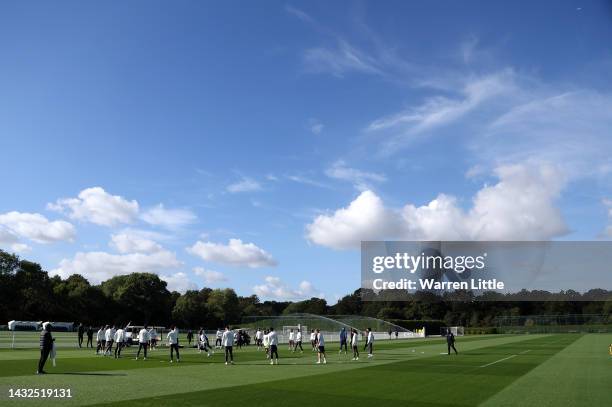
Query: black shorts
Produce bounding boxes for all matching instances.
[318,345,325,353]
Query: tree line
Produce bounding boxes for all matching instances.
[1,249,610,329]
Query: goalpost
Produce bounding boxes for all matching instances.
[441,326,464,336]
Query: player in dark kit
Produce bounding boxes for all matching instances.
[447,330,458,355]
[86,326,94,348]
[77,323,85,348]
[37,324,54,374]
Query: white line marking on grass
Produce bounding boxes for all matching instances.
[519,350,531,354]
[480,354,517,368]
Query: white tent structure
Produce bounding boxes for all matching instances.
[7,320,41,331]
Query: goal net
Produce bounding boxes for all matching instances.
[441,326,465,336]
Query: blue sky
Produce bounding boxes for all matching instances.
[1,0,611,302]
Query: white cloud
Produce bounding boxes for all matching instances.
[48,187,139,226]
[285,4,314,24]
[141,204,197,229]
[303,40,383,78]
[309,118,324,135]
[306,190,401,249]
[307,163,567,249]
[51,249,181,284]
[110,233,163,254]
[160,272,197,293]
[0,226,31,253]
[286,175,330,189]
[482,90,612,178]
[368,69,517,153]
[187,239,277,268]
[226,178,262,193]
[193,267,227,283]
[325,160,386,190]
[0,211,75,244]
[253,276,321,300]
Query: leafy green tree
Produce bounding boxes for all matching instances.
[172,288,211,328]
[100,273,172,325]
[207,288,240,326]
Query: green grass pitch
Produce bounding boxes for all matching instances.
[1,334,610,406]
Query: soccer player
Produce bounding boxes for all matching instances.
[351,328,359,360]
[105,325,116,356]
[447,330,458,355]
[255,328,262,350]
[222,326,235,365]
[366,327,374,358]
[114,325,125,358]
[37,323,54,375]
[339,327,348,354]
[135,325,150,360]
[96,326,105,355]
[262,329,270,359]
[167,325,180,363]
[149,327,158,350]
[268,327,279,365]
[288,329,295,351]
[315,329,327,364]
[198,330,212,357]
[86,326,94,348]
[609,343,612,356]
[77,323,84,348]
[294,329,304,352]
[215,328,223,349]
[186,329,193,346]
[310,329,316,351]
[102,325,111,355]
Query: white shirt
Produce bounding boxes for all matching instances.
[221,330,234,347]
[255,330,262,339]
[149,329,157,340]
[351,332,359,346]
[367,331,374,344]
[310,332,316,341]
[316,332,324,346]
[216,330,222,338]
[296,331,302,341]
[138,328,149,343]
[289,331,294,341]
[114,329,125,342]
[96,329,104,341]
[263,333,270,347]
[269,331,278,346]
[104,328,113,342]
[167,328,178,345]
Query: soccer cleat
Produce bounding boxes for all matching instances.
[134,357,138,360]
[323,359,327,364]
[170,360,173,363]
[270,360,274,365]
[225,362,228,365]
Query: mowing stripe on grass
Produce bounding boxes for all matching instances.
[94,335,579,407]
[0,335,546,406]
[479,354,518,368]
